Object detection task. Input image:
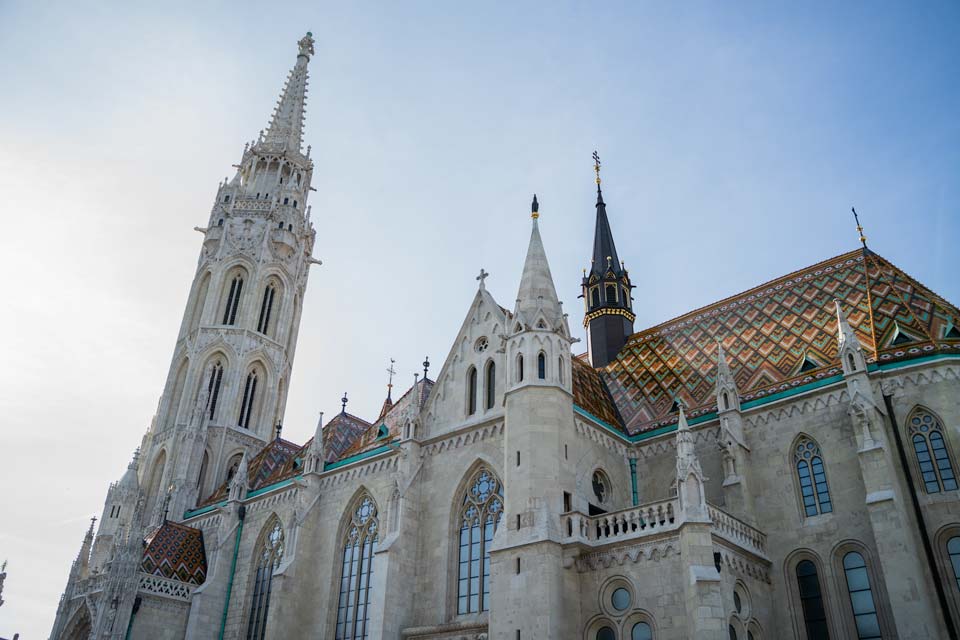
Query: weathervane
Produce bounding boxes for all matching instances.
[341,392,348,414]
[593,150,602,185]
[423,356,430,379]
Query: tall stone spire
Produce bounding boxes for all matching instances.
[262,32,315,152]
[514,196,563,329]
[582,152,635,367]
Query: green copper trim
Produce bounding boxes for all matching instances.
[183,502,223,520]
[218,515,244,640]
[246,477,298,499]
[324,443,395,471]
[629,458,638,506]
[739,374,844,411]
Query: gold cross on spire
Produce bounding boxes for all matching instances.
[592,150,602,185]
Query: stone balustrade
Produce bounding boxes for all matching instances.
[137,572,195,602]
[561,498,768,559]
[561,497,679,545]
[706,503,767,557]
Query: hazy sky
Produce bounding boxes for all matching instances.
[1,1,958,636]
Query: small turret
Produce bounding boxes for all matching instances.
[836,300,868,375]
[581,152,635,367]
[228,452,249,502]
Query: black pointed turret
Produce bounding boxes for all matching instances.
[581,182,635,368]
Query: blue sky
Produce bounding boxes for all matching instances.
[0,2,958,636]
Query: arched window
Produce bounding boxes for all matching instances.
[558,356,564,384]
[596,628,615,640]
[796,559,830,640]
[841,552,881,639]
[722,392,730,411]
[457,467,504,614]
[467,367,477,416]
[794,437,832,517]
[257,283,277,335]
[728,625,738,640]
[207,360,225,420]
[590,287,600,309]
[622,286,631,309]
[516,354,524,382]
[631,622,653,640]
[605,284,617,303]
[246,519,284,640]
[335,494,379,639]
[143,451,166,525]
[948,536,960,592]
[222,273,244,325]
[537,352,546,379]
[238,370,259,429]
[907,407,957,493]
[226,453,243,483]
[484,361,495,410]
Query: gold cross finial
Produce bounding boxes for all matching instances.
[592,150,601,185]
[852,207,867,248]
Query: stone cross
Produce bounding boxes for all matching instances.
[476,268,489,289]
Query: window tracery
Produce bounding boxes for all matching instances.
[457,467,504,614]
[336,495,379,639]
[907,407,957,493]
[794,437,832,517]
[246,519,284,640]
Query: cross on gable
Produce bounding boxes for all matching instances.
[476,269,489,288]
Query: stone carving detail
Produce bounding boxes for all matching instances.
[137,573,195,601]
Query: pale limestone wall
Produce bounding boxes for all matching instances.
[573,418,632,513]
[129,596,190,640]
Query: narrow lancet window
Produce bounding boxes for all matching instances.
[467,367,477,415]
[537,352,546,379]
[257,284,276,335]
[485,362,496,410]
[841,552,881,639]
[223,275,244,325]
[238,371,258,429]
[796,559,830,639]
[207,361,224,420]
[457,468,504,614]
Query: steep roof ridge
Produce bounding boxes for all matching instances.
[621,248,867,347]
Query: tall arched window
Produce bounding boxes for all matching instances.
[467,367,477,416]
[947,537,960,592]
[537,352,546,379]
[794,437,832,517]
[226,453,244,483]
[605,284,617,303]
[841,552,881,639]
[222,273,244,325]
[207,360,224,420]
[238,370,259,429]
[907,407,957,493]
[796,559,830,640]
[256,283,277,335]
[457,467,504,614]
[246,519,284,640]
[336,494,379,640]
[590,287,600,309]
[484,361,495,410]
[516,354,524,382]
[558,356,564,384]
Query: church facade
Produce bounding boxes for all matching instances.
[50,33,960,640]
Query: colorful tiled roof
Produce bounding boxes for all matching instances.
[572,356,623,429]
[602,249,960,435]
[199,437,301,506]
[141,521,207,584]
[337,379,434,459]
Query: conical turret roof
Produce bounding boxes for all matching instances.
[515,213,562,327]
[262,32,314,151]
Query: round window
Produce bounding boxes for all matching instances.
[475,337,489,353]
[611,587,631,611]
[632,622,653,640]
[592,470,609,504]
[596,627,616,640]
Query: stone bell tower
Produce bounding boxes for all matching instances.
[138,32,322,524]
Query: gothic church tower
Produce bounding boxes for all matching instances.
[137,33,320,525]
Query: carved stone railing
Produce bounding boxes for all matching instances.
[74,573,106,596]
[561,497,679,546]
[137,573,195,602]
[707,503,767,557]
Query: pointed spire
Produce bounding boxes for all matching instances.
[589,150,621,278]
[306,411,326,474]
[836,300,867,375]
[715,341,740,412]
[261,32,315,152]
[515,204,562,327]
[378,359,396,420]
[531,194,539,219]
[118,448,140,490]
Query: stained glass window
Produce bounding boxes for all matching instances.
[457,468,504,614]
[207,361,224,420]
[257,284,276,335]
[795,437,832,517]
[842,552,881,639]
[632,622,653,640]
[238,371,258,429]
[246,519,284,640]
[336,495,379,639]
[947,536,960,593]
[908,408,957,494]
